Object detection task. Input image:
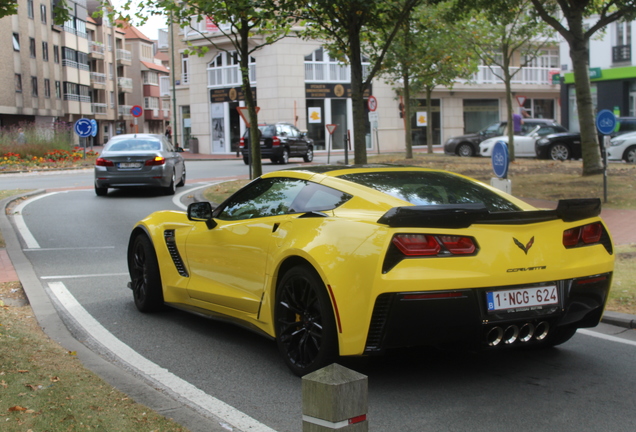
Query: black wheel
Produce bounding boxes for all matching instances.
[275,265,337,376]
[243,156,249,165]
[128,235,164,312]
[278,148,290,164]
[456,143,475,157]
[549,143,570,160]
[624,145,636,163]
[164,171,176,195]
[176,166,186,187]
[303,146,314,163]
[95,185,108,196]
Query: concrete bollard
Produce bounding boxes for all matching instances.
[302,363,368,432]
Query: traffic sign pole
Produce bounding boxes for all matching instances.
[596,110,616,204]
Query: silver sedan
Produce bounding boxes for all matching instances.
[94,134,186,196]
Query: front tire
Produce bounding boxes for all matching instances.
[549,143,570,160]
[128,235,164,312]
[303,146,314,163]
[456,143,475,157]
[275,264,337,376]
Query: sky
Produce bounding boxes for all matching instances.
[111,1,167,40]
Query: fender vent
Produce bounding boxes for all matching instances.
[364,293,394,353]
[164,229,189,277]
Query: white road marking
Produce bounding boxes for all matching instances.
[13,191,67,249]
[48,281,276,432]
[172,181,225,210]
[25,246,115,252]
[578,328,636,347]
[41,273,128,280]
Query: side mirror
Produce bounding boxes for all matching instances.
[187,202,217,229]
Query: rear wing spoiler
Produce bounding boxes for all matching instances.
[377,198,601,229]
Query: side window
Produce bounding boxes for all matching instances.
[290,182,352,213]
[216,178,308,220]
[289,126,300,138]
[278,124,292,137]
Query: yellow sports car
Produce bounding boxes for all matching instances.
[127,166,614,376]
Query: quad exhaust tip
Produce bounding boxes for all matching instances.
[486,321,549,346]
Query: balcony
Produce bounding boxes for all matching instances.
[118,105,133,118]
[116,48,132,65]
[90,42,105,59]
[90,72,107,88]
[92,102,108,115]
[613,45,631,63]
[118,77,133,93]
[460,66,558,86]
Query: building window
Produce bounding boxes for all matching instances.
[141,44,153,60]
[13,33,20,51]
[75,19,86,38]
[27,0,34,19]
[40,4,47,24]
[55,81,61,99]
[44,78,50,98]
[53,45,59,63]
[31,76,38,97]
[63,82,79,101]
[29,38,36,58]
[42,41,49,61]
[207,51,255,87]
[144,97,160,109]
[304,47,362,82]
[143,71,159,85]
[15,74,22,93]
[79,85,91,102]
[181,53,189,84]
[110,91,115,108]
[463,99,499,134]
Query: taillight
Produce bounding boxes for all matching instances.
[272,136,281,147]
[95,157,114,166]
[239,137,245,148]
[563,222,603,247]
[391,234,477,257]
[145,156,166,166]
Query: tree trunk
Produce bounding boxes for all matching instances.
[570,41,604,176]
[239,21,261,178]
[348,22,368,165]
[403,72,413,159]
[426,86,434,154]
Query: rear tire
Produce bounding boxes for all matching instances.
[278,148,290,164]
[128,235,164,312]
[164,171,176,195]
[243,156,249,165]
[456,143,475,157]
[275,264,337,376]
[549,143,570,160]
[176,166,186,187]
[624,145,636,163]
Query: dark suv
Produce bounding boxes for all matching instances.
[240,123,314,165]
[444,118,563,157]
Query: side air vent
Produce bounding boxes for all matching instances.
[364,293,394,353]
[164,229,189,277]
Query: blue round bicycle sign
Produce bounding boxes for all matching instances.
[491,141,509,179]
[596,109,617,135]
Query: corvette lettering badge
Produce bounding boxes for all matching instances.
[513,236,534,255]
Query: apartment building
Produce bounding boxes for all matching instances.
[559,20,636,132]
[166,19,561,155]
[1,0,169,145]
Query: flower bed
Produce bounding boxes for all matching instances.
[0,148,99,171]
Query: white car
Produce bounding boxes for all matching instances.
[607,131,636,163]
[479,123,568,157]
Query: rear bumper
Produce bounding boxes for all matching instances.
[95,166,171,188]
[241,147,284,159]
[364,272,612,354]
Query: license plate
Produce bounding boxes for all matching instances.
[118,162,141,168]
[486,286,558,312]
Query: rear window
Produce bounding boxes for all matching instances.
[338,171,520,212]
[106,140,162,152]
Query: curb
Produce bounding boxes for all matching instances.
[601,311,636,329]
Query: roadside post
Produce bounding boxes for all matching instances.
[74,118,93,160]
[490,140,511,194]
[131,105,143,134]
[596,109,616,204]
[302,363,368,431]
[90,119,97,152]
[326,124,337,164]
[345,130,351,165]
[367,96,379,154]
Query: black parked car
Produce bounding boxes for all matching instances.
[240,123,314,165]
[444,118,563,157]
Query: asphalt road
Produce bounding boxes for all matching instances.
[3,160,636,432]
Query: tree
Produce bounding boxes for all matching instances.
[381,1,479,157]
[529,0,636,176]
[457,0,555,161]
[295,0,424,164]
[1,0,71,24]
[109,1,295,178]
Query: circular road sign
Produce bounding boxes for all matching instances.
[131,105,143,117]
[596,109,617,135]
[74,118,93,137]
[90,119,98,137]
[367,95,378,112]
[491,140,509,179]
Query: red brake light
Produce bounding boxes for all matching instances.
[438,235,476,255]
[392,234,441,256]
[145,156,166,166]
[563,222,603,247]
[272,136,281,147]
[95,157,114,167]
